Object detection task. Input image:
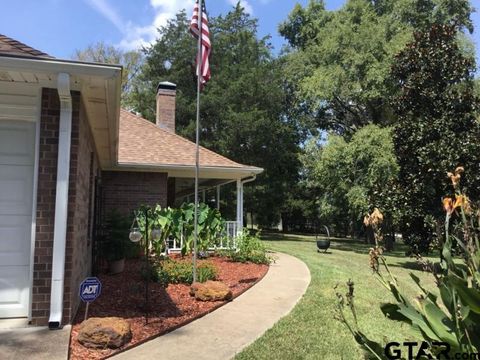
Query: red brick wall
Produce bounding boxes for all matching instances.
[155,88,176,132]
[67,100,99,324]
[101,171,168,218]
[32,88,98,325]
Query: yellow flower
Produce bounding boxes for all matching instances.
[443,197,454,214]
[455,166,464,175]
[455,195,471,214]
[363,215,370,227]
[371,208,384,226]
[443,195,470,215]
[447,167,464,188]
[447,172,461,187]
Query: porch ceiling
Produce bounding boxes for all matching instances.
[0,55,122,169]
[174,178,233,198]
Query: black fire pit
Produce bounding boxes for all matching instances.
[316,239,331,253]
[316,225,331,253]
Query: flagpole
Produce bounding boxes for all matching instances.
[193,0,203,283]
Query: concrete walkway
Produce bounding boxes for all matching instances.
[0,325,71,360]
[114,252,311,360]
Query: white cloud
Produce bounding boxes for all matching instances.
[85,0,194,51]
[227,0,253,14]
[85,0,125,33]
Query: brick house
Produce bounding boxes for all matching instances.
[0,35,262,327]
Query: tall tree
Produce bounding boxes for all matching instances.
[391,23,480,252]
[73,42,143,105]
[129,5,301,227]
[303,125,399,237]
[279,0,474,135]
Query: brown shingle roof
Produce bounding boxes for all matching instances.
[0,34,52,58]
[118,109,258,170]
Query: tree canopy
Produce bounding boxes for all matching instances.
[73,42,143,105]
[279,0,474,135]
[391,23,480,251]
[303,125,398,235]
[129,4,301,226]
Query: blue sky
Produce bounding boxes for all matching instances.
[1,0,480,62]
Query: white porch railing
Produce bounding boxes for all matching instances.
[166,220,240,254]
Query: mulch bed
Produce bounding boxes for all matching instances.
[69,256,269,359]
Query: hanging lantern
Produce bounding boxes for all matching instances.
[129,227,142,243]
[151,228,162,241]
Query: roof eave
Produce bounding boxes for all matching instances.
[110,162,264,179]
[0,55,123,169]
[0,54,122,76]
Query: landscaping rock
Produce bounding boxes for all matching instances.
[77,317,132,349]
[190,280,233,301]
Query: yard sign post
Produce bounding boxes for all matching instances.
[79,277,102,321]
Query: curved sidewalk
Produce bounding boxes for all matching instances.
[114,252,311,360]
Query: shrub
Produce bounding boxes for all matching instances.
[228,231,271,265]
[156,259,218,286]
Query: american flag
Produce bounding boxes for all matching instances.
[190,0,211,87]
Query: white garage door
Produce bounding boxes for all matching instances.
[0,85,38,318]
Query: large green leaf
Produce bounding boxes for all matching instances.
[422,301,457,344]
[410,273,437,303]
[439,283,454,316]
[447,274,480,314]
[396,304,440,341]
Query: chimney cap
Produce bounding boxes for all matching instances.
[157,81,177,92]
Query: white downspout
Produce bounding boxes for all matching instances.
[48,73,72,329]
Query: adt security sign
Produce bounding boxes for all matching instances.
[79,277,102,303]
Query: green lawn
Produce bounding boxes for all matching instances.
[235,233,438,360]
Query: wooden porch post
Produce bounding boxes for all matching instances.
[216,185,220,210]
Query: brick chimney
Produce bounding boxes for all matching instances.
[156,81,176,133]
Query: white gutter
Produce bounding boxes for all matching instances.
[48,73,72,329]
[0,55,121,78]
[114,162,264,174]
[242,175,257,185]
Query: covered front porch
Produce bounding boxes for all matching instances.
[167,174,257,251]
[108,97,263,251]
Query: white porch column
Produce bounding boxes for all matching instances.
[216,185,220,210]
[236,179,243,234]
[49,73,72,328]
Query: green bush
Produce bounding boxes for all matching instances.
[156,259,218,285]
[228,231,271,264]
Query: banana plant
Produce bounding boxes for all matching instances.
[133,202,226,257]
